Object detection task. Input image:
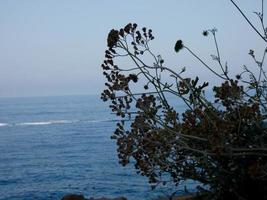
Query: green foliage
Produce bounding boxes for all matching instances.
[101,1,267,199]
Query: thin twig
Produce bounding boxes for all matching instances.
[230,0,267,43]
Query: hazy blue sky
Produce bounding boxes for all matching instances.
[0,0,265,97]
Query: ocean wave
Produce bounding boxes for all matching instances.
[0,123,9,127]
[16,120,77,126]
[0,118,131,127]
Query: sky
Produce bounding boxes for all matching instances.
[0,0,265,97]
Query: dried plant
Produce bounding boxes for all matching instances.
[101,1,267,199]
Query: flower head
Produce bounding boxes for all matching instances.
[174,40,184,53]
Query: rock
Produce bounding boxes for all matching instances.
[154,195,196,200]
[61,194,85,200]
[88,197,127,200]
[61,194,127,200]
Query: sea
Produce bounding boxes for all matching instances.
[0,95,197,200]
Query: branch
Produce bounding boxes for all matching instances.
[230,0,267,43]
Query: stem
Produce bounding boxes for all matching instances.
[184,46,227,80]
[212,31,230,80]
[230,0,267,43]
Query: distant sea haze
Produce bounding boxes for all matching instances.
[0,95,197,200]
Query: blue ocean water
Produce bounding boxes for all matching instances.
[0,95,196,200]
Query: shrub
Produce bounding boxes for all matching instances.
[101,1,267,199]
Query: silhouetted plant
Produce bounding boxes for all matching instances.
[101,1,267,199]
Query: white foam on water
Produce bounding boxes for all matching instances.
[0,123,8,127]
[2,118,125,127]
[16,120,77,126]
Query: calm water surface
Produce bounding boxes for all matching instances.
[0,95,196,200]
